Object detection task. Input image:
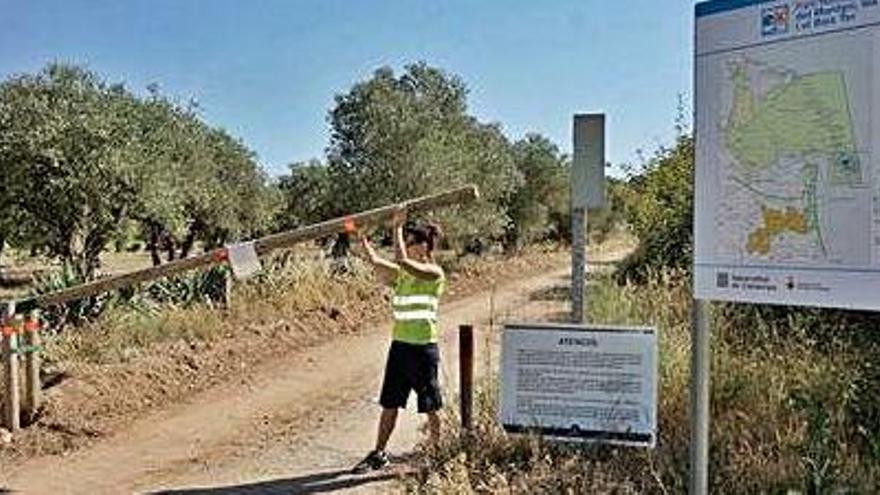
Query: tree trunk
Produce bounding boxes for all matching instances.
[78,229,106,281]
[148,226,162,267]
[164,237,177,263]
[179,223,199,259]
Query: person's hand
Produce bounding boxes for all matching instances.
[359,234,379,262]
[390,205,407,229]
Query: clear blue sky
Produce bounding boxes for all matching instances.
[1,1,695,176]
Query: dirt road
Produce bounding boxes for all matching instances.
[1,261,581,494]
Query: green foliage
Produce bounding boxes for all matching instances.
[326,62,522,251]
[28,260,231,331]
[276,160,334,230]
[504,134,569,249]
[0,64,142,278]
[144,266,230,308]
[717,301,880,460]
[29,261,115,328]
[617,135,694,282]
[587,177,629,244]
[122,86,279,257]
[0,63,279,278]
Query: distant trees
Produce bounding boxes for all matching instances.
[276,62,576,253]
[1,60,588,282]
[0,63,278,279]
[276,160,333,230]
[0,64,141,278]
[324,63,522,251]
[504,134,570,249]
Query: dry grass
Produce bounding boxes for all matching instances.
[41,252,379,365]
[407,270,880,494]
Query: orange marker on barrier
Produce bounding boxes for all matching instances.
[24,319,39,332]
[213,248,229,263]
[1,325,13,337]
[11,316,24,335]
[343,216,357,234]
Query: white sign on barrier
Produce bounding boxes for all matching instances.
[226,242,262,280]
[499,323,658,448]
[695,0,880,311]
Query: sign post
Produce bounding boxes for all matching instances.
[694,0,880,491]
[572,114,606,323]
[571,208,587,323]
[689,299,711,494]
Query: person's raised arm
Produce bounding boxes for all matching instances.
[359,235,400,286]
[392,209,443,282]
[398,255,444,281]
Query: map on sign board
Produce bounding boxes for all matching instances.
[499,324,658,448]
[694,0,880,310]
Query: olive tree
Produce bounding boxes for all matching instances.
[0,64,141,278]
[326,62,521,251]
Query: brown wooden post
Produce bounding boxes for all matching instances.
[23,310,41,422]
[2,301,20,432]
[459,324,474,433]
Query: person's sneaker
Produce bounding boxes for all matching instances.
[352,449,390,474]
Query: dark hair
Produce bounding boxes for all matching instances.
[405,222,443,253]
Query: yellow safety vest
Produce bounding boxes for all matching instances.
[392,270,445,345]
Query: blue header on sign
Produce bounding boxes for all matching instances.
[696,0,777,18]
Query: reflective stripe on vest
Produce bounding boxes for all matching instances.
[392,295,439,309]
[394,310,438,321]
[392,271,445,345]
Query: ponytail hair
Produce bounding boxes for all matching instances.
[406,221,444,254]
[424,222,443,253]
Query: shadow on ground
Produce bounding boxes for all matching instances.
[150,469,399,495]
[529,285,570,302]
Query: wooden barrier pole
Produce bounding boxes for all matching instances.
[17,185,479,313]
[2,302,20,432]
[459,324,474,433]
[23,310,42,422]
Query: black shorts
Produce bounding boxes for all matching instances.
[379,341,443,413]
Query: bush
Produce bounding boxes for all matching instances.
[617,135,693,283]
[144,265,230,308]
[503,134,569,250]
[29,262,232,332]
[29,262,116,329]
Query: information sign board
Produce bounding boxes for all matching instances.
[499,323,658,448]
[694,0,880,310]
